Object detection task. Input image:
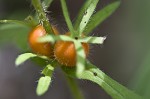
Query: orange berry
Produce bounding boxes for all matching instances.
[28,25,59,57]
[54,33,89,67]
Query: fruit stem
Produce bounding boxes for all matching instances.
[65,76,84,99]
[32,0,54,34]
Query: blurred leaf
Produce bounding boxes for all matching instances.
[78,0,99,35]
[84,1,120,34]
[7,10,30,20]
[0,24,30,50]
[0,20,31,27]
[63,61,143,99]
[15,53,37,66]
[39,34,105,44]
[74,0,94,30]
[79,36,106,44]
[36,76,51,96]
[131,51,150,98]
[15,53,49,66]
[74,41,86,77]
[60,0,75,37]
[38,34,74,43]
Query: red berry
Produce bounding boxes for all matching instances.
[28,25,59,57]
[54,33,89,66]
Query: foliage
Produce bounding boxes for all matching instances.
[0,0,144,99]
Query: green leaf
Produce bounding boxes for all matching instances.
[36,76,51,96]
[74,41,86,77]
[0,19,32,50]
[79,36,106,44]
[131,51,150,98]
[0,20,31,27]
[60,0,75,37]
[84,1,121,34]
[36,64,55,96]
[0,24,30,50]
[78,0,99,35]
[81,62,143,99]
[74,0,94,30]
[38,35,74,43]
[42,64,54,76]
[15,53,37,66]
[39,34,105,44]
[63,61,143,99]
[15,53,49,66]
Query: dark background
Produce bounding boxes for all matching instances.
[0,0,150,99]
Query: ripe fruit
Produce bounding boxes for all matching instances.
[54,33,89,67]
[28,25,59,57]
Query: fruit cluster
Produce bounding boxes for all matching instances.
[28,25,89,67]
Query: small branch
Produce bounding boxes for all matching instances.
[32,0,53,34]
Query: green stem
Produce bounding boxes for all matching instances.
[65,76,84,99]
[60,0,76,37]
[32,0,53,34]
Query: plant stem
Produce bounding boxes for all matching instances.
[65,76,84,99]
[32,0,53,34]
[60,0,76,37]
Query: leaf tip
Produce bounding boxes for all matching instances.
[102,36,107,43]
[36,76,51,96]
[15,56,22,67]
[36,89,44,96]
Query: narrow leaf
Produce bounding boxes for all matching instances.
[78,0,99,35]
[60,0,75,37]
[79,36,106,44]
[131,51,150,98]
[74,41,86,77]
[39,34,106,44]
[80,61,143,99]
[36,76,51,96]
[84,1,120,34]
[0,20,31,27]
[15,53,48,66]
[74,0,94,30]
[38,35,74,43]
[63,61,143,99]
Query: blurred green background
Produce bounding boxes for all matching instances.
[0,0,150,99]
